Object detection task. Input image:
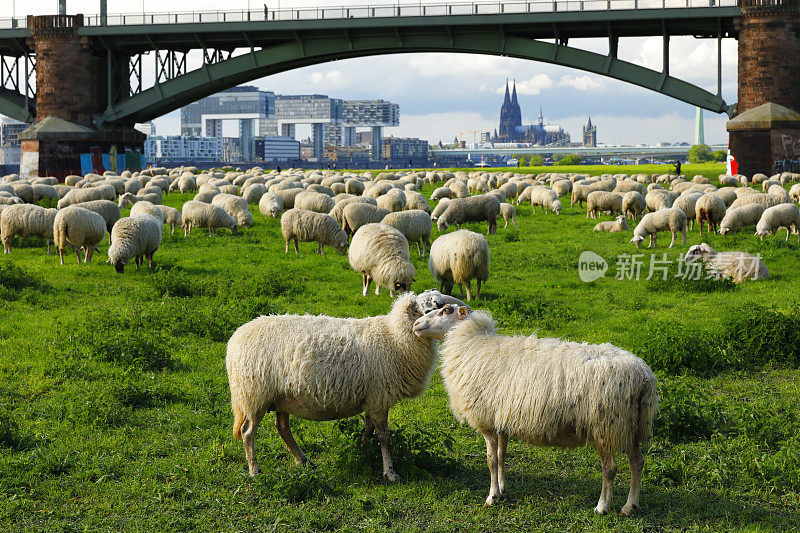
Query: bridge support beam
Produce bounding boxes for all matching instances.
[729,0,800,176]
[19,14,143,178]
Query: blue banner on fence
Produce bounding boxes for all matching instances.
[80,154,93,176]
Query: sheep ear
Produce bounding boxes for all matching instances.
[457,306,471,318]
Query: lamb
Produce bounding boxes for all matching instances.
[684,243,769,282]
[212,193,253,227]
[258,192,284,219]
[586,191,623,219]
[294,190,335,214]
[499,203,518,229]
[695,194,727,235]
[118,192,162,208]
[411,304,658,515]
[0,204,57,254]
[53,206,107,264]
[341,203,390,236]
[182,201,239,236]
[622,191,646,220]
[381,209,432,256]
[280,208,348,255]
[107,214,162,273]
[349,223,415,297]
[594,215,629,233]
[718,204,765,235]
[630,208,687,248]
[754,203,800,242]
[226,290,456,479]
[437,195,501,235]
[157,205,183,235]
[428,229,489,301]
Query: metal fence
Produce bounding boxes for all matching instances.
[0,0,739,29]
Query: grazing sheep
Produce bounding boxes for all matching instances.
[586,191,623,219]
[594,215,629,233]
[258,192,284,219]
[0,204,57,254]
[404,190,431,213]
[329,196,377,226]
[53,206,107,264]
[613,181,646,196]
[72,199,121,242]
[719,175,738,187]
[412,304,658,515]
[728,193,777,211]
[157,205,183,235]
[226,290,455,479]
[767,184,792,204]
[342,203,390,236]
[124,178,143,194]
[685,243,768,282]
[430,187,453,201]
[345,178,365,195]
[294,190,336,214]
[695,194,727,235]
[622,192,646,220]
[376,193,404,213]
[437,195,501,235]
[499,203,518,229]
[242,184,267,204]
[9,183,34,203]
[789,183,800,203]
[280,208,348,255]
[32,184,59,205]
[58,187,112,209]
[571,182,612,208]
[107,214,162,273]
[449,181,469,198]
[718,204,765,236]
[428,229,489,301]
[193,187,220,204]
[0,196,23,206]
[630,208,687,248]
[712,187,737,208]
[182,201,239,236]
[130,201,164,223]
[349,223,415,297]
[551,180,572,197]
[528,187,562,214]
[118,192,162,208]
[672,192,703,231]
[645,189,675,212]
[212,193,253,227]
[755,203,800,242]
[430,197,451,221]
[382,210,432,256]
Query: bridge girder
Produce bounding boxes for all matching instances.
[102,28,732,126]
[0,89,34,123]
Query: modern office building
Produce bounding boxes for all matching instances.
[255,137,301,162]
[135,121,157,137]
[382,136,429,163]
[145,135,222,164]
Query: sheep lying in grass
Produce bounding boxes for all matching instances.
[226,290,455,479]
[684,243,768,282]
[349,223,415,297]
[53,206,107,264]
[412,304,658,515]
[630,208,687,248]
[593,215,629,233]
[428,229,489,301]
[280,208,348,255]
[755,203,800,242]
[0,204,57,254]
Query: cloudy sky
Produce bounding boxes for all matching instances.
[2,0,738,145]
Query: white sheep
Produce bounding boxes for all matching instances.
[211,193,253,227]
[411,304,658,515]
[349,223,415,297]
[767,184,792,204]
[294,190,335,214]
[280,208,348,255]
[53,206,107,264]
[789,183,800,203]
[430,198,451,221]
[528,187,562,214]
[622,191,646,220]
[58,187,113,209]
[428,229,489,301]
[645,189,675,212]
[404,190,431,213]
[157,205,183,235]
[72,199,121,242]
[718,204,764,236]
[107,214,162,273]
[118,191,162,208]
[242,183,267,205]
[437,195,501,235]
[382,209,432,256]
[695,194,727,235]
[684,243,769,282]
[586,191,623,219]
[342,203,390,236]
[182,201,238,237]
[258,192,284,219]
[430,187,453,201]
[672,192,703,231]
[755,203,800,242]
[630,208,687,248]
[594,215,629,233]
[225,290,454,479]
[130,201,164,224]
[499,203,517,229]
[0,204,57,254]
[728,193,777,211]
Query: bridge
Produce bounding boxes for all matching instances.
[430,143,727,159]
[0,0,797,177]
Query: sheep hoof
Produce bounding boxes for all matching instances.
[594,505,609,515]
[620,503,638,517]
[248,465,262,477]
[485,493,500,506]
[383,469,399,482]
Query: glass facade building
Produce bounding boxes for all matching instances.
[180,86,275,137]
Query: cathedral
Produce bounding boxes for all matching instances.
[583,117,597,147]
[493,80,570,146]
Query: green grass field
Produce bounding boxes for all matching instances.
[1,162,799,532]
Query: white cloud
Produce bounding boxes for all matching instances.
[558,75,603,91]
[310,70,344,87]
[498,74,554,96]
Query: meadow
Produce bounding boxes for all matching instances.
[1,162,799,531]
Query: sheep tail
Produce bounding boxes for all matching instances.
[636,376,659,449]
[232,407,245,441]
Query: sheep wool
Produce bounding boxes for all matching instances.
[382,209,432,256]
[499,203,518,229]
[437,195,501,235]
[630,208,687,248]
[182,200,238,236]
[53,206,107,264]
[586,191,623,219]
[718,204,764,235]
[107,214,162,273]
[157,205,183,235]
[226,292,444,479]
[685,243,768,283]
[294,190,336,214]
[695,194,727,235]
[428,229,489,301]
[341,203,390,235]
[212,193,253,227]
[0,204,57,254]
[258,192,284,219]
[280,208,348,255]
[349,223,415,297]
[594,215,629,233]
[755,203,800,242]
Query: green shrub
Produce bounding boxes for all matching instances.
[655,377,729,443]
[688,144,714,164]
[529,155,544,166]
[556,154,582,166]
[148,267,217,298]
[713,149,727,162]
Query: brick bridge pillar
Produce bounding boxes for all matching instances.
[728,0,800,176]
[19,15,143,179]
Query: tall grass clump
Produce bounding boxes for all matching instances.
[0,259,49,301]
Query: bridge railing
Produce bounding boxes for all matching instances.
[69,0,737,27]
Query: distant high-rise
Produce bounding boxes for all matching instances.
[583,117,597,147]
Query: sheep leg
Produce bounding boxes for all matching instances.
[275,411,314,468]
[668,230,677,248]
[74,246,82,264]
[504,218,508,229]
[594,450,617,515]
[512,217,518,229]
[362,274,369,297]
[465,280,473,301]
[58,247,64,266]
[681,228,687,246]
[459,283,465,299]
[375,418,398,482]
[293,239,299,254]
[362,414,375,449]
[284,239,289,253]
[476,279,482,300]
[786,227,791,242]
[482,431,501,505]
[85,246,94,263]
[497,432,508,495]
[241,405,268,476]
[621,444,643,516]
[698,219,704,235]
[46,241,51,255]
